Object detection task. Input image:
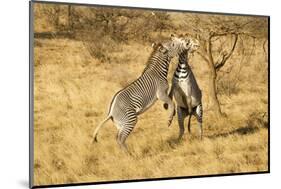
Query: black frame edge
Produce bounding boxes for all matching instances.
[29,1,35,188]
[31,171,269,188]
[267,16,270,173]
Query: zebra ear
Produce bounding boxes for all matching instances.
[184,33,191,38]
[159,44,168,54]
[170,33,177,40]
[151,42,156,49]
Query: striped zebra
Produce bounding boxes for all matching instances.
[164,38,203,140]
[92,35,193,152]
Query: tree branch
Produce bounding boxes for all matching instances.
[207,35,215,65]
[197,51,209,63]
[214,34,238,71]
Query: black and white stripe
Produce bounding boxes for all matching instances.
[174,51,191,80]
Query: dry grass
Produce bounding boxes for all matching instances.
[33,37,268,186]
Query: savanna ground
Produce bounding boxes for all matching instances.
[32,3,268,186]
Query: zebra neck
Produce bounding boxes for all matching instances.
[143,52,170,78]
[174,53,191,79]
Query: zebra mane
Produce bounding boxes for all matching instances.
[142,43,168,73]
[147,42,168,63]
[179,49,191,67]
[151,43,167,53]
[180,49,189,59]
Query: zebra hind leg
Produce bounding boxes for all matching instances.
[116,116,137,154]
[177,106,187,140]
[194,104,203,140]
[187,112,192,134]
[186,96,193,115]
[187,106,197,134]
[117,129,130,154]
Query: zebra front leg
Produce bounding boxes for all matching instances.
[163,84,174,110]
[158,92,175,127]
[194,103,203,140]
[177,106,187,140]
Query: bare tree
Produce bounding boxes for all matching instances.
[183,15,267,117]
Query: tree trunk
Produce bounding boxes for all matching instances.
[206,36,224,118]
[208,65,223,117]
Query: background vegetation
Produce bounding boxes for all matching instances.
[33,3,268,186]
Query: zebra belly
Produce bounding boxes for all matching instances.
[173,81,201,108]
[136,97,157,115]
[173,89,187,108]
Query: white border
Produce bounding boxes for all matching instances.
[0,0,279,189]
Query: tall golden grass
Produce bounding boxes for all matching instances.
[33,36,268,185]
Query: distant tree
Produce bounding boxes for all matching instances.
[68,5,73,31]
[77,8,172,42]
[41,5,74,32]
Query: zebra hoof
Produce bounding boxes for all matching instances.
[167,120,172,127]
[177,137,183,141]
[163,103,168,110]
[92,137,98,144]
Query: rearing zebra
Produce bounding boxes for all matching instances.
[92,35,192,152]
[164,38,203,140]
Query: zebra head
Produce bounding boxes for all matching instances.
[186,38,200,53]
[159,34,194,58]
[151,34,199,59]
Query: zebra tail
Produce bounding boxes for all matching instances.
[92,115,111,143]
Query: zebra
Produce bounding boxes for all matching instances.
[92,35,194,152]
[163,38,203,140]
